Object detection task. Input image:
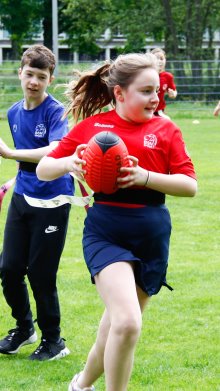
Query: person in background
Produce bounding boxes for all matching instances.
[213,100,220,116]
[0,44,73,361]
[37,52,197,390]
[151,48,177,119]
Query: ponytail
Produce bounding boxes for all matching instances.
[64,63,112,122]
[64,53,158,122]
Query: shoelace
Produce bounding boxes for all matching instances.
[6,328,19,341]
[33,337,66,355]
[34,339,49,354]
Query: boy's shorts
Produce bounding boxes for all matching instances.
[83,203,172,296]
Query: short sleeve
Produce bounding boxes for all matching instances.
[168,73,176,90]
[47,104,69,143]
[168,128,196,179]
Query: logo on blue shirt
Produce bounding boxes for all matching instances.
[35,123,47,138]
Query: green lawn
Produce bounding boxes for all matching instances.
[0,114,219,391]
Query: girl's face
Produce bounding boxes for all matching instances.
[153,51,166,73]
[115,68,160,123]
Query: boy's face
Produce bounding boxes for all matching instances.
[18,65,54,102]
[153,52,166,73]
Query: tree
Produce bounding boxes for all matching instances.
[41,0,52,50]
[59,0,166,56]
[0,0,42,58]
[160,0,219,60]
[39,0,64,50]
[159,0,220,99]
[60,0,112,56]
[108,0,151,53]
[60,0,220,61]
[1,0,219,63]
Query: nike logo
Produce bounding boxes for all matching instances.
[45,225,59,234]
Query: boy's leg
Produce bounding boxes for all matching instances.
[0,195,33,330]
[0,195,37,354]
[27,203,70,342]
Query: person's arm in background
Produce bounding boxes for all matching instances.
[213,100,220,116]
[167,71,177,99]
[168,88,177,98]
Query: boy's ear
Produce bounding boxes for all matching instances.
[48,75,55,85]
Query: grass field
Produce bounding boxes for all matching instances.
[0,113,220,391]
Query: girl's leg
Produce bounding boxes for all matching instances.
[81,261,142,391]
[76,265,150,391]
[136,284,151,312]
[76,309,110,387]
[97,262,142,391]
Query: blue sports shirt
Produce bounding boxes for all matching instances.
[7,94,74,199]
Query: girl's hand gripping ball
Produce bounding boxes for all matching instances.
[82,131,130,194]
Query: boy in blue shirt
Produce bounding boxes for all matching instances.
[0,44,73,361]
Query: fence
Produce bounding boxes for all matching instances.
[166,59,220,110]
[0,59,220,118]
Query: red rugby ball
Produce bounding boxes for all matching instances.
[83,131,130,194]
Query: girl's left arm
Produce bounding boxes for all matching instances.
[118,157,197,197]
[144,171,197,197]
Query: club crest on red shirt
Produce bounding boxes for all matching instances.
[144,134,157,149]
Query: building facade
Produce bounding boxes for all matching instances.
[0,25,220,64]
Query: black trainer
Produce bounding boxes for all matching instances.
[0,327,37,354]
[29,338,70,361]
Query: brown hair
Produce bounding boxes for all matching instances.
[65,52,158,122]
[21,45,56,76]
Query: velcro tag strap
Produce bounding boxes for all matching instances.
[24,193,93,208]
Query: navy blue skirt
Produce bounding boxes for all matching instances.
[83,203,172,296]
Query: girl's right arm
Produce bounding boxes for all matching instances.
[36,145,87,181]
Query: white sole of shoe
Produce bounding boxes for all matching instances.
[49,346,70,361]
[8,331,38,354]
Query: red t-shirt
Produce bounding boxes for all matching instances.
[156,71,176,111]
[49,110,196,180]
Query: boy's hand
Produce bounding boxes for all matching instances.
[0,138,13,159]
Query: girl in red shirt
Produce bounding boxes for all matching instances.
[151,48,177,119]
[37,53,197,391]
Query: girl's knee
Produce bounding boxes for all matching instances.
[113,314,142,342]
